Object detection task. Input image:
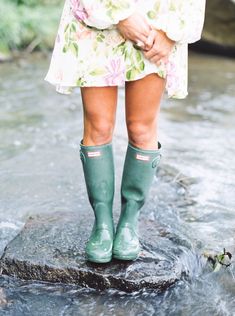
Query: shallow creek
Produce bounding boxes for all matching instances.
[0,52,235,315]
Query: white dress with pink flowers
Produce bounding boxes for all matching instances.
[45,0,206,99]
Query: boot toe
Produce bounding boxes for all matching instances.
[113,227,140,260]
[86,229,113,263]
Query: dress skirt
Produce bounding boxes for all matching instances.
[45,0,206,99]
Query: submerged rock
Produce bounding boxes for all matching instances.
[0,212,185,293]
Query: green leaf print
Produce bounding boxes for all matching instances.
[113,42,125,54]
[139,61,145,71]
[96,32,105,43]
[106,9,112,19]
[90,68,106,76]
[69,42,79,57]
[64,23,69,34]
[71,23,76,32]
[77,77,86,86]
[62,44,68,53]
[157,70,165,78]
[134,49,145,72]
[63,21,80,56]
[124,49,130,60]
[97,37,104,43]
[136,50,142,62]
[64,32,69,43]
[147,10,156,19]
[154,1,161,12]
[126,68,139,80]
[105,0,130,20]
[147,1,161,19]
[126,70,132,80]
[169,1,176,11]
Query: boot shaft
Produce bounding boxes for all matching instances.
[121,142,161,210]
[80,141,115,263]
[80,141,115,206]
[113,142,161,260]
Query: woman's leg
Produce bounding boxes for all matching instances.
[80,86,118,263]
[81,86,118,145]
[125,73,165,149]
[113,74,165,260]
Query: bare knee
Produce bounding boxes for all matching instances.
[127,120,157,149]
[84,119,114,145]
[81,86,117,146]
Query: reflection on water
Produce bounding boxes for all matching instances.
[0,52,235,315]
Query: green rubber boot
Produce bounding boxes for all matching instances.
[80,141,115,263]
[113,142,161,260]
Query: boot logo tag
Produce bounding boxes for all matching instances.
[87,151,101,158]
[136,154,150,161]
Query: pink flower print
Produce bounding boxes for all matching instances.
[104,58,125,85]
[166,61,180,95]
[166,62,177,87]
[70,0,88,22]
[55,69,64,82]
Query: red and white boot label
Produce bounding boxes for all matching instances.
[136,154,150,161]
[87,151,101,158]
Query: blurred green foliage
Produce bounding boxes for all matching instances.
[0,0,63,56]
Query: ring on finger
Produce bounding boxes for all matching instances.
[134,40,144,50]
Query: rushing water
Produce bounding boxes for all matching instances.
[0,52,235,315]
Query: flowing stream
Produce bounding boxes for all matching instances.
[0,52,235,315]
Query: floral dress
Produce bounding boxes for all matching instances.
[45,0,206,99]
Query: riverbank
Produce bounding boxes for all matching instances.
[1,0,235,62]
[0,0,62,61]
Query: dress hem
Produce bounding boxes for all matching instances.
[44,74,188,99]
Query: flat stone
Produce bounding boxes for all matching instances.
[0,211,185,293]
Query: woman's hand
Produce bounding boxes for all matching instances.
[143,30,175,65]
[117,13,153,49]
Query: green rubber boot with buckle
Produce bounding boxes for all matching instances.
[80,141,115,263]
[113,142,161,261]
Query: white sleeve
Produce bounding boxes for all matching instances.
[151,0,206,44]
[70,0,136,29]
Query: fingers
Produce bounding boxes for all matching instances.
[144,46,162,60]
[144,29,157,51]
[140,15,152,37]
[144,46,169,66]
[131,12,151,40]
[136,28,152,45]
[143,29,175,66]
[117,12,151,44]
[136,34,149,45]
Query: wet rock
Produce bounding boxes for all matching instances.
[0,288,8,306]
[193,0,235,56]
[0,212,185,293]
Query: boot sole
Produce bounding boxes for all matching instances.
[86,255,112,263]
[113,253,139,261]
